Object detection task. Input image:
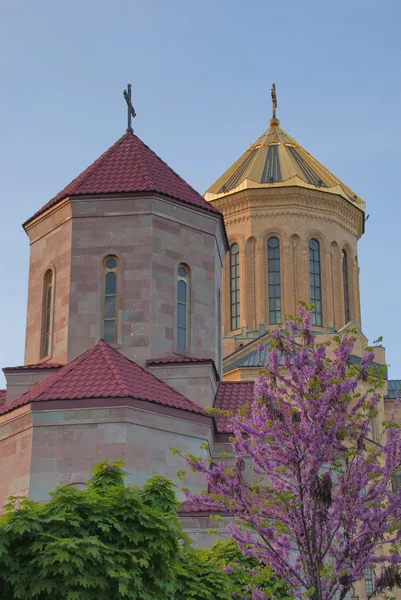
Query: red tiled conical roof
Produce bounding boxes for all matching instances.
[25,132,221,225]
[0,341,204,415]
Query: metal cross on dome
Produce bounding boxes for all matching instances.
[123,83,136,133]
[271,83,278,119]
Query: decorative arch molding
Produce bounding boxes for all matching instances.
[258,226,288,251]
[227,232,246,250]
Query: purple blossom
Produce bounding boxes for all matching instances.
[185,307,401,600]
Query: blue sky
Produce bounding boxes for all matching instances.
[0,0,400,384]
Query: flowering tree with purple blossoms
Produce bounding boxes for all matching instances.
[183,306,401,600]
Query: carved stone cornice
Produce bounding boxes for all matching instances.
[211,187,364,238]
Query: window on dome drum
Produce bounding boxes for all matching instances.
[392,469,401,493]
[342,250,350,323]
[103,256,118,343]
[230,244,240,330]
[364,568,374,595]
[309,239,322,326]
[268,237,281,324]
[177,265,189,351]
[41,270,53,358]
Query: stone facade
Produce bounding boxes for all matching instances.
[211,186,364,358]
[24,194,226,371]
[0,399,214,501]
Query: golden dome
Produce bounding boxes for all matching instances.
[204,120,365,211]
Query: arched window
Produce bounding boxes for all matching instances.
[268,236,281,324]
[103,256,118,343]
[309,239,322,326]
[177,264,189,351]
[342,249,350,323]
[230,243,240,330]
[41,270,53,358]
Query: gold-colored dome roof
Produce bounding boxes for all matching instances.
[204,118,365,211]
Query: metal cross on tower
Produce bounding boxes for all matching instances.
[271,83,278,119]
[123,84,136,133]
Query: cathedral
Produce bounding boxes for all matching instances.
[0,85,400,573]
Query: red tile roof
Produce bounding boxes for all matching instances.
[3,363,62,372]
[25,132,221,225]
[213,381,254,433]
[147,356,212,365]
[0,341,204,416]
[178,500,229,515]
[0,390,5,410]
[146,356,220,380]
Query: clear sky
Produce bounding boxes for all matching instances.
[0,0,400,385]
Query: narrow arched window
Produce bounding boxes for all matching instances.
[103,256,118,343]
[41,270,53,358]
[342,249,350,323]
[230,244,240,330]
[309,239,322,326]
[268,237,281,324]
[177,264,189,351]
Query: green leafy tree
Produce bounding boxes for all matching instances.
[0,462,289,600]
[0,461,184,600]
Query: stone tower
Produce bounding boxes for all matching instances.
[23,131,227,371]
[204,95,365,359]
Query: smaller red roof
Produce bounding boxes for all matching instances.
[0,341,203,416]
[3,363,62,372]
[178,500,229,516]
[213,381,254,433]
[146,356,220,380]
[0,390,5,410]
[25,132,221,225]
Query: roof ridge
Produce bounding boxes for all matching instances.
[132,135,209,200]
[97,341,131,397]
[92,341,201,412]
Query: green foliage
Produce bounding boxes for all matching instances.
[0,463,289,600]
[0,462,183,600]
[175,539,291,600]
[202,539,292,600]
[175,546,229,600]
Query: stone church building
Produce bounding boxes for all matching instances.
[0,90,400,587]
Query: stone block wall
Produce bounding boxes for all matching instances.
[25,403,212,503]
[23,194,226,371]
[24,201,72,366]
[0,407,33,503]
